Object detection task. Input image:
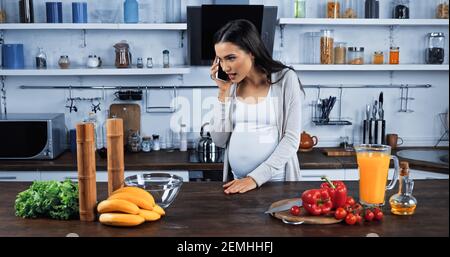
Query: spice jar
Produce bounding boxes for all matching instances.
[127,130,142,152]
[372,51,384,64]
[141,136,152,152]
[320,29,334,64]
[334,42,347,64]
[152,134,160,151]
[146,57,153,68]
[58,55,70,69]
[392,0,409,19]
[326,0,340,18]
[136,57,144,68]
[436,0,449,19]
[347,47,364,64]
[389,46,400,64]
[35,47,47,69]
[163,49,170,68]
[426,32,445,64]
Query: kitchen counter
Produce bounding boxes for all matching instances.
[0,180,448,237]
[0,147,447,173]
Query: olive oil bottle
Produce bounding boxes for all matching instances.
[389,161,417,215]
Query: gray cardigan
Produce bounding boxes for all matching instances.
[210,68,302,187]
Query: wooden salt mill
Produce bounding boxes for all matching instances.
[106,118,125,196]
[76,122,97,222]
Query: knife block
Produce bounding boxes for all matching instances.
[363,119,386,144]
[76,122,97,222]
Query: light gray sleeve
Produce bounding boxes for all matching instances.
[210,99,233,148]
[248,70,302,187]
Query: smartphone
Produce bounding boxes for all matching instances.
[215,59,230,82]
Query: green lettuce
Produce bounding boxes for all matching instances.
[15,180,79,220]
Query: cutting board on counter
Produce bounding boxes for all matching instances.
[322,148,356,157]
[109,103,141,145]
[269,198,342,225]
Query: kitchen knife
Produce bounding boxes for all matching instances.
[366,104,371,121]
[379,92,384,120]
[372,100,378,120]
[265,199,303,214]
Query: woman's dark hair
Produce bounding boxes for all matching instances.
[213,19,303,92]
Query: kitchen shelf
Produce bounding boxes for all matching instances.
[279,18,450,26]
[289,64,450,71]
[0,66,191,76]
[0,23,187,30]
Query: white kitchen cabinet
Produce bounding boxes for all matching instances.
[0,171,40,182]
[345,168,449,181]
[40,171,108,182]
[300,169,345,181]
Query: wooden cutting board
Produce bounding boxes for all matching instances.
[322,148,356,157]
[109,103,141,145]
[269,198,342,225]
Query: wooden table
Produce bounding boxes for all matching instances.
[1,180,448,237]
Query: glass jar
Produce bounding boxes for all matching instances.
[334,42,347,64]
[163,49,170,68]
[152,134,160,151]
[436,0,449,19]
[365,0,379,18]
[304,32,321,64]
[320,29,334,64]
[295,0,306,18]
[141,136,152,152]
[146,57,153,68]
[392,0,410,19]
[35,47,47,69]
[342,0,358,18]
[347,47,364,64]
[136,57,144,68]
[326,0,341,18]
[58,55,70,69]
[426,32,445,64]
[389,46,400,64]
[127,130,142,152]
[0,0,6,23]
[372,51,384,64]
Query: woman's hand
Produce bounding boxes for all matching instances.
[210,57,232,102]
[223,177,257,194]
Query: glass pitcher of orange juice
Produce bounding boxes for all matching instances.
[354,144,399,207]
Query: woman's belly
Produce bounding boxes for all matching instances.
[228,123,279,178]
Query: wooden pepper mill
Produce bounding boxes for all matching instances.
[106,118,125,196]
[76,122,97,222]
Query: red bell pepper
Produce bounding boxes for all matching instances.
[320,176,347,210]
[301,188,333,216]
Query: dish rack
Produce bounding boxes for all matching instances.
[310,87,352,126]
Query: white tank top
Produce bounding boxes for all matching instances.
[228,86,284,181]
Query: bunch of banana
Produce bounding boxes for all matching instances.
[97,187,165,227]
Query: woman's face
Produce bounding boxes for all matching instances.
[214,42,253,83]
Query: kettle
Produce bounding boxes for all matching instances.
[299,131,318,152]
[197,122,220,154]
[114,41,132,68]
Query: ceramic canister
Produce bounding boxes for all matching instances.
[46,2,63,23]
[2,44,25,69]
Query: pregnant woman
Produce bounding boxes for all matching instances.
[209,19,304,194]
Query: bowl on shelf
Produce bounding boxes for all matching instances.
[124,173,183,208]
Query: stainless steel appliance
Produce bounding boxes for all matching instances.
[0,113,66,159]
[189,122,223,163]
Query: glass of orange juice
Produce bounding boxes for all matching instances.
[354,144,399,207]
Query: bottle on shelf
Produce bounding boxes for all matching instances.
[294,0,306,18]
[35,47,47,69]
[389,161,417,216]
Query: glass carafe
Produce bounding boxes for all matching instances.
[389,161,417,215]
[114,41,132,68]
[354,144,400,208]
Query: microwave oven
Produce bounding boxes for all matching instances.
[0,113,66,159]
